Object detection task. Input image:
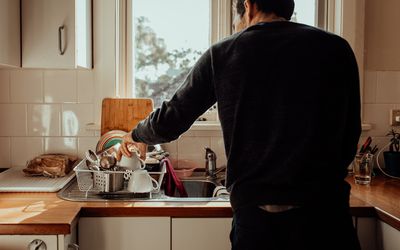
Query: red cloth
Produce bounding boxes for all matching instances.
[162,158,188,197]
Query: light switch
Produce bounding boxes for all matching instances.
[390,109,400,126]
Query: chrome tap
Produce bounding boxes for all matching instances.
[205,147,217,178]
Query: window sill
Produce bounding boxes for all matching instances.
[190,121,222,131]
[85,121,223,132]
[362,123,372,131]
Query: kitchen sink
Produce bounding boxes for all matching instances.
[57,176,229,202]
[167,179,217,198]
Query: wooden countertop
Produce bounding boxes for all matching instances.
[348,175,400,230]
[0,175,399,235]
[0,192,232,235]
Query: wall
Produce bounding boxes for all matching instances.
[361,0,400,169]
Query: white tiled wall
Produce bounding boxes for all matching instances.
[0,69,227,168]
[361,70,400,169]
[0,69,98,168]
[162,130,226,169]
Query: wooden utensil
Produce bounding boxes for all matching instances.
[101,98,153,136]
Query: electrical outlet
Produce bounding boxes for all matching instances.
[390,109,400,126]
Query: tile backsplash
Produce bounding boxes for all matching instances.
[361,70,400,169]
[0,69,226,168]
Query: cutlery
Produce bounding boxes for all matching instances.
[359,137,372,154]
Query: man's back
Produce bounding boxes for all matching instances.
[211,21,361,210]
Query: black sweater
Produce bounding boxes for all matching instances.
[132,21,361,211]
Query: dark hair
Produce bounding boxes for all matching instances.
[236,0,295,20]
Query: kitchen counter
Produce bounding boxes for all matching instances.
[0,175,399,235]
[0,191,232,235]
[348,175,400,230]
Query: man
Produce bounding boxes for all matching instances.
[119,0,361,249]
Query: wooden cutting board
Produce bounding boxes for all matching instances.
[101,98,154,136]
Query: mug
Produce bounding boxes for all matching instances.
[127,169,160,193]
[118,151,145,171]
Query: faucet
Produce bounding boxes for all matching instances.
[205,147,217,179]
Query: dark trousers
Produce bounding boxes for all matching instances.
[230,205,361,250]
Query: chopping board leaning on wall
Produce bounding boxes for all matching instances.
[101,98,154,136]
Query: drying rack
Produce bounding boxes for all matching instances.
[74,158,166,197]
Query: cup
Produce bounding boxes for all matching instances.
[352,153,374,185]
[118,152,144,171]
[127,169,160,193]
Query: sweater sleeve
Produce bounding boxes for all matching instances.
[131,49,216,145]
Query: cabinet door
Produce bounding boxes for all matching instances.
[79,217,170,250]
[0,0,20,67]
[22,0,76,69]
[58,218,79,250]
[377,220,400,250]
[0,235,58,250]
[354,217,378,250]
[172,218,232,250]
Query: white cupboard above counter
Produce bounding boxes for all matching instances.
[0,0,20,68]
[21,0,92,69]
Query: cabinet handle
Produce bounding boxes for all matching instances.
[28,239,47,250]
[67,243,79,250]
[59,25,66,55]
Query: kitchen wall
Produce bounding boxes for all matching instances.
[361,0,400,167]
[0,69,98,168]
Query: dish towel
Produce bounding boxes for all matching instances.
[161,158,188,197]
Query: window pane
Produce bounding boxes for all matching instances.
[292,0,317,26]
[132,0,210,108]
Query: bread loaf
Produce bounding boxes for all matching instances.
[23,154,79,178]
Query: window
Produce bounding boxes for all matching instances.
[117,0,230,108]
[118,0,327,108]
[292,0,317,27]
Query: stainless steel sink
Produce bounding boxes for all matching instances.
[167,179,217,198]
[57,176,229,202]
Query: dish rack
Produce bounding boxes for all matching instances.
[74,158,166,194]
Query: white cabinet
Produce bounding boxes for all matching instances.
[0,0,20,68]
[0,234,78,250]
[355,217,378,250]
[377,220,400,250]
[0,235,58,250]
[0,219,78,250]
[79,217,170,250]
[171,218,232,250]
[21,0,92,69]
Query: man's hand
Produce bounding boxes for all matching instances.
[116,131,147,161]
